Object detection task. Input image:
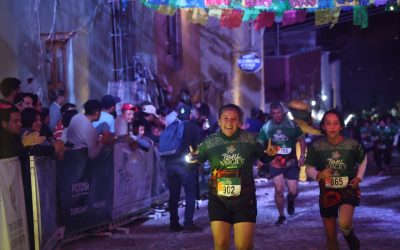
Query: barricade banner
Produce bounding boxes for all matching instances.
[0,157,30,250]
[112,143,155,219]
[151,146,168,203]
[56,147,114,234]
[32,156,61,249]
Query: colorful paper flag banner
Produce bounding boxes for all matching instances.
[289,0,318,8]
[220,9,244,28]
[254,11,275,30]
[353,5,369,28]
[315,8,341,27]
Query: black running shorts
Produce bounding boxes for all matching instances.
[319,186,361,218]
[208,192,257,224]
[269,165,299,180]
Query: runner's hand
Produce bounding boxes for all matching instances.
[317,168,332,181]
[265,139,280,156]
[349,177,362,188]
[186,145,198,163]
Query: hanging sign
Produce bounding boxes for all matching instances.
[237,52,263,73]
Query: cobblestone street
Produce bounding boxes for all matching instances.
[63,154,400,250]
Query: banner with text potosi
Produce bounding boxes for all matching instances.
[0,157,30,250]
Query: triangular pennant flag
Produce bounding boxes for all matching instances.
[318,0,335,8]
[220,9,244,28]
[208,9,223,18]
[282,10,298,25]
[335,0,359,7]
[254,12,275,30]
[244,0,273,7]
[315,9,330,25]
[330,8,341,27]
[243,9,261,21]
[205,0,230,6]
[187,8,209,25]
[175,0,206,7]
[295,9,307,22]
[315,8,340,28]
[353,5,369,28]
[289,0,318,8]
[270,0,291,17]
[230,0,243,8]
[141,0,161,8]
[282,10,307,26]
[157,5,177,15]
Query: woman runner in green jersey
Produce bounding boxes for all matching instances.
[305,109,367,250]
[191,104,264,250]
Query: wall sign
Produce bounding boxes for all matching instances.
[237,52,262,73]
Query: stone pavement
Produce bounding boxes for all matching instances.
[62,153,400,250]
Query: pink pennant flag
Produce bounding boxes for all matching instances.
[289,0,318,8]
[282,10,307,26]
[254,12,275,31]
[205,0,230,6]
[244,0,273,7]
[220,9,244,28]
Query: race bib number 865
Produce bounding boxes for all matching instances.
[325,176,349,189]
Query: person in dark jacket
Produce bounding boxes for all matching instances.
[162,103,204,232]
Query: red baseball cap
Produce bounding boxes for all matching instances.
[121,103,135,112]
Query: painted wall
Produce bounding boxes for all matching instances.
[0,0,114,107]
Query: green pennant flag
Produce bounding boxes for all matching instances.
[243,9,261,21]
[141,0,160,9]
[229,0,243,8]
[353,5,369,28]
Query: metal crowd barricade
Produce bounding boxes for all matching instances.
[20,142,169,249]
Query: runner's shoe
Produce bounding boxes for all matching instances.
[275,215,286,226]
[343,230,360,250]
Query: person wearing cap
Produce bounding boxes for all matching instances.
[115,103,151,150]
[190,103,265,249]
[67,99,114,159]
[93,95,120,135]
[49,89,66,131]
[163,103,204,232]
[139,103,161,143]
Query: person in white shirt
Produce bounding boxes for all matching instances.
[67,99,114,159]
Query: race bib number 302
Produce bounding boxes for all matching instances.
[217,177,241,197]
[325,176,349,189]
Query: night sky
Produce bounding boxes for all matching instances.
[317,11,400,113]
